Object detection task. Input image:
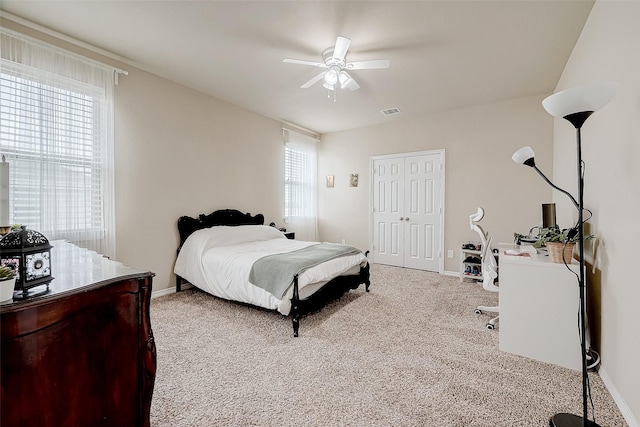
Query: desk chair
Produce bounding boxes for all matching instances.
[469,208,499,330]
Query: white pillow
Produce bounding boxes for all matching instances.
[187,225,285,251]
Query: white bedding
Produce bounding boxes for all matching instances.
[174,225,367,315]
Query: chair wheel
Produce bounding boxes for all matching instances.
[486,323,495,330]
[474,309,482,315]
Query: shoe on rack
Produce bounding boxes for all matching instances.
[464,266,472,275]
[472,266,480,276]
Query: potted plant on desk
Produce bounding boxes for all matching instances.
[0,265,16,302]
[535,226,594,263]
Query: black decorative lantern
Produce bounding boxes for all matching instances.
[0,226,53,298]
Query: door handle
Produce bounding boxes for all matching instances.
[405,217,410,221]
[399,217,404,221]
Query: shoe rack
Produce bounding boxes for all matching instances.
[459,243,498,283]
[460,243,483,282]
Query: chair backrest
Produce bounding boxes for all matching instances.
[469,207,488,249]
[470,207,498,290]
[480,236,496,269]
[481,236,499,291]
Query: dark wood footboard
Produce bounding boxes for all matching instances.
[290,256,370,337]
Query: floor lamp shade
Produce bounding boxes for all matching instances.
[512,146,535,166]
[542,82,618,119]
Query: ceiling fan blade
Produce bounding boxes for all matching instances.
[283,58,327,68]
[332,36,351,62]
[346,59,390,70]
[300,71,326,89]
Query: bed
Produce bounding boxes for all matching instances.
[174,209,370,336]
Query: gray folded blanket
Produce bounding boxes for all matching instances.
[249,243,362,299]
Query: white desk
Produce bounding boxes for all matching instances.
[498,244,582,370]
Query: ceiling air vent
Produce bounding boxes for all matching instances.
[381,107,402,116]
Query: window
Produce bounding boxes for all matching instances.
[284,145,306,219]
[0,29,120,257]
[283,129,318,241]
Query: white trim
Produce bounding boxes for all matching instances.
[281,124,320,142]
[442,270,459,277]
[599,367,640,427]
[151,287,175,299]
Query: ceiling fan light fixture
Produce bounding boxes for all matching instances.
[324,67,339,86]
[339,71,351,89]
[322,82,335,91]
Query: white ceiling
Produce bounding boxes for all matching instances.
[1,1,594,134]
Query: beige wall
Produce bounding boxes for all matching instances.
[114,68,285,293]
[318,95,554,273]
[550,1,640,423]
[1,18,287,294]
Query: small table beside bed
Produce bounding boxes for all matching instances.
[174,209,370,336]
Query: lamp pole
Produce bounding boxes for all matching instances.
[576,124,589,427]
[550,110,597,427]
[576,125,588,426]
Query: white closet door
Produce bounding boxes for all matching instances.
[403,154,441,271]
[371,151,443,272]
[371,157,404,267]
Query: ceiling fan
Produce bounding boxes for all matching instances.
[283,36,390,93]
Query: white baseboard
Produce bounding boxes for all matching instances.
[598,367,639,427]
[442,270,459,277]
[151,287,175,299]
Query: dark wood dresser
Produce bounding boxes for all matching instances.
[0,240,156,427]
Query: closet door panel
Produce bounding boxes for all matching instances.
[372,158,404,267]
[403,155,441,271]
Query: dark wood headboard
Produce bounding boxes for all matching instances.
[177,209,265,249]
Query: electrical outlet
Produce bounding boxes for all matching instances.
[448,250,454,258]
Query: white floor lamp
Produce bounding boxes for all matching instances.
[513,81,617,427]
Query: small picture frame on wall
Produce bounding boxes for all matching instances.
[349,173,359,187]
[326,175,334,188]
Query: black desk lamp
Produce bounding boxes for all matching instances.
[513,81,618,427]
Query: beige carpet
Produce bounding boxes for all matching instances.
[149,264,627,426]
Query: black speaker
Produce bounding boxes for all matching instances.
[542,203,557,228]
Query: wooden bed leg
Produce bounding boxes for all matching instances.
[176,274,182,292]
[292,315,299,338]
[362,262,371,293]
[363,251,371,292]
[292,274,300,337]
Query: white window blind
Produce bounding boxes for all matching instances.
[284,145,306,218]
[283,129,318,241]
[0,28,119,257]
